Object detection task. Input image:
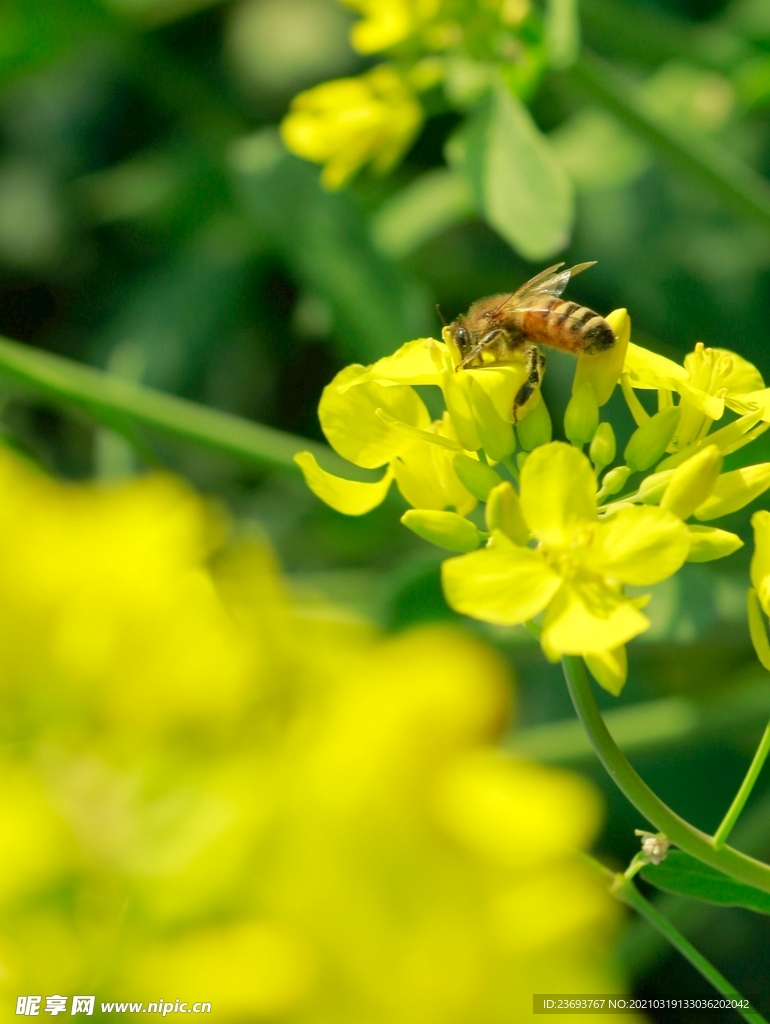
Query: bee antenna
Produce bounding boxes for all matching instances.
[435,304,447,327]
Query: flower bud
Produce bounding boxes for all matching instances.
[748,587,770,672]
[468,378,515,462]
[589,422,616,472]
[564,382,599,447]
[516,395,552,451]
[452,453,502,501]
[695,463,770,521]
[638,470,673,505]
[600,465,631,496]
[660,444,722,520]
[573,308,630,406]
[485,481,529,545]
[624,406,681,473]
[401,509,482,552]
[752,510,770,614]
[686,525,743,563]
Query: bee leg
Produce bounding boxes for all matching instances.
[513,348,546,422]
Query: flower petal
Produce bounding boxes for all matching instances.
[393,439,476,514]
[624,342,688,390]
[751,510,770,614]
[519,442,596,547]
[587,506,689,585]
[295,452,393,515]
[342,338,449,389]
[442,541,562,626]
[463,363,528,424]
[573,308,630,407]
[320,364,430,468]
[541,582,650,656]
[585,646,628,696]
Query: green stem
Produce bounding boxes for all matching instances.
[569,51,770,232]
[714,718,770,849]
[613,877,767,1024]
[561,655,770,894]
[0,334,360,479]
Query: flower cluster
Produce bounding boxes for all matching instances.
[280,0,544,187]
[0,446,633,1017]
[298,307,770,693]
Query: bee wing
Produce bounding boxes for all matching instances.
[503,261,597,312]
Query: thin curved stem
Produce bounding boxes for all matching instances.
[613,878,768,1024]
[714,718,770,849]
[0,334,359,479]
[562,655,770,894]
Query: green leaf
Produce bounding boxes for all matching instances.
[447,82,573,260]
[370,169,475,260]
[641,849,770,914]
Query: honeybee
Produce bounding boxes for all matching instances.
[447,261,614,417]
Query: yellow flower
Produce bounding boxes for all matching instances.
[341,0,441,53]
[442,442,690,692]
[0,445,635,1018]
[280,64,423,188]
[623,340,770,451]
[295,362,477,515]
[295,334,541,515]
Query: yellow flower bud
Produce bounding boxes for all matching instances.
[485,481,529,545]
[638,470,673,505]
[624,406,681,473]
[660,444,722,520]
[401,509,482,551]
[516,395,552,451]
[573,308,630,407]
[564,383,599,447]
[748,587,770,671]
[599,465,631,497]
[695,463,770,521]
[686,525,743,563]
[589,422,616,472]
[467,377,516,462]
[453,454,503,501]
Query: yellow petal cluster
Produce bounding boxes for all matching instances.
[443,442,690,692]
[280,64,423,188]
[295,337,533,514]
[623,340,770,451]
[0,446,633,1018]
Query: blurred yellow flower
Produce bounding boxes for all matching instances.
[280,64,423,188]
[443,442,690,692]
[342,0,440,52]
[0,446,634,1019]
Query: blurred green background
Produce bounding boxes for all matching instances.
[2,0,770,1018]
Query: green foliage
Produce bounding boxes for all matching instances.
[642,850,770,914]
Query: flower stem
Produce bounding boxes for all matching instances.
[561,655,770,894]
[714,718,770,849]
[612,877,768,1024]
[0,333,355,478]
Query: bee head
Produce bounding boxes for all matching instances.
[447,319,473,360]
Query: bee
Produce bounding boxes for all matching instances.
[446,261,614,417]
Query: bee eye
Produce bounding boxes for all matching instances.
[455,327,470,352]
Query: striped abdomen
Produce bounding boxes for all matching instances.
[515,299,614,355]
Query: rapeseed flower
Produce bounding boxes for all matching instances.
[442,442,690,692]
[623,341,770,451]
[0,445,635,1020]
[280,64,422,188]
[295,335,538,512]
[341,0,440,53]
